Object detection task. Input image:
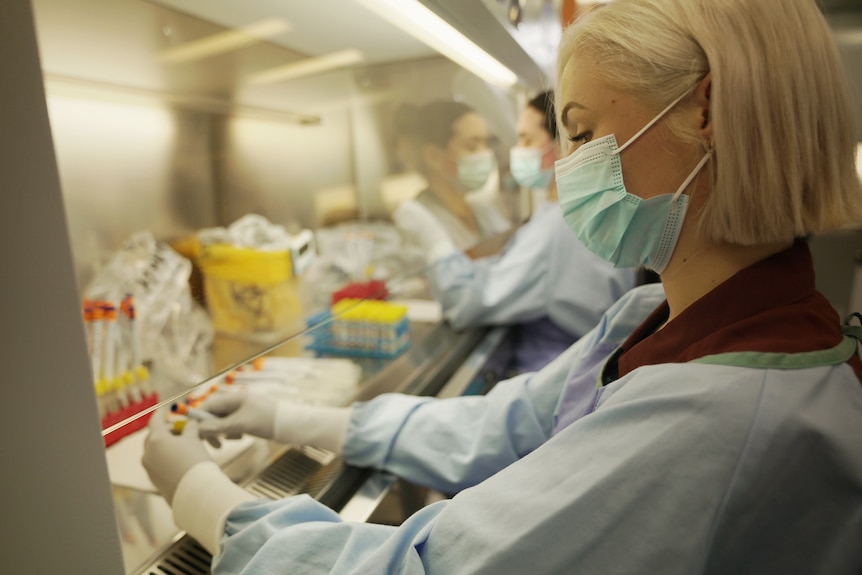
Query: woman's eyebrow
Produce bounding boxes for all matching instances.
[560,101,588,127]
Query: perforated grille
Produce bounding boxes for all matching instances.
[245,445,337,499]
[140,536,211,575]
[136,446,338,575]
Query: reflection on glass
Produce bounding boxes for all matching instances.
[32,0,521,570]
[159,18,292,64]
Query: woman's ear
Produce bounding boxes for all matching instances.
[541,140,561,170]
[422,144,446,175]
[694,73,713,141]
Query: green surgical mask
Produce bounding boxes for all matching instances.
[554,93,712,274]
[510,145,554,189]
[457,150,495,191]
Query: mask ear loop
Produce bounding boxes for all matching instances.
[616,91,691,155]
[671,150,713,202]
[539,140,558,156]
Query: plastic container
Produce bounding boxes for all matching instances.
[198,244,304,341]
[331,280,388,304]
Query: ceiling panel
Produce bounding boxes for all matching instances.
[149,0,436,63]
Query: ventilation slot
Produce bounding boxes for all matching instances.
[137,446,340,575]
[245,446,331,499]
[142,536,212,575]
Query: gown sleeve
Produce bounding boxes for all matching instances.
[426,205,635,337]
[210,286,677,574]
[341,343,580,493]
[341,284,665,493]
[214,359,792,575]
[426,224,556,330]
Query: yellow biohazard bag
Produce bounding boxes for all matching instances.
[198,244,303,340]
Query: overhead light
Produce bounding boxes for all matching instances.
[857,143,862,180]
[161,18,291,63]
[352,0,519,88]
[248,49,365,86]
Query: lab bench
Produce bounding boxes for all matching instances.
[127,318,512,575]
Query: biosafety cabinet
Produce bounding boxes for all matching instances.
[2,0,862,573]
[3,0,547,572]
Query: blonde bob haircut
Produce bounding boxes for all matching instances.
[557,0,862,245]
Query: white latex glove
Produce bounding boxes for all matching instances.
[393,200,457,263]
[144,408,256,555]
[142,412,213,505]
[198,392,352,454]
[197,393,277,445]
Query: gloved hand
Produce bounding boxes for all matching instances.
[393,199,457,263]
[197,393,277,446]
[197,391,352,454]
[142,412,213,505]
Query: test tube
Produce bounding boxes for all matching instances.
[90,302,108,418]
[127,297,153,397]
[120,295,142,405]
[225,370,289,387]
[102,303,125,413]
[83,300,95,356]
[171,402,216,421]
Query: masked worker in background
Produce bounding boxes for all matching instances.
[394,91,634,373]
[510,91,562,211]
[393,101,511,250]
[144,0,862,572]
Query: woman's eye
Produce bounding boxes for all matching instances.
[568,131,592,143]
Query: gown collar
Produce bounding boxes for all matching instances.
[617,241,862,380]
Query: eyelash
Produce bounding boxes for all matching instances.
[568,131,592,143]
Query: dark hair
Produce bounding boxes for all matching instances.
[527,91,557,139]
[395,101,476,149]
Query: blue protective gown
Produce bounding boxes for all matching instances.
[426,203,635,372]
[213,244,862,575]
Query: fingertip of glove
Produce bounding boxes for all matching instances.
[196,419,217,434]
[146,406,171,435]
[181,418,200,435]
[198,393,237,416]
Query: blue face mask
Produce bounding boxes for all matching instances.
[457,150,496,191]
[554,93,712,274]
[510,145,554,189]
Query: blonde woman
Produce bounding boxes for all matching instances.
[144,1,862,572]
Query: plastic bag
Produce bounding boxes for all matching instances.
[84,231,213,386]
[302,222,422,311]
[197,215,308,340]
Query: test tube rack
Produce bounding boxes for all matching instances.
[84,297,159,447]
[305,298,409,359]
[101,393,158,447]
